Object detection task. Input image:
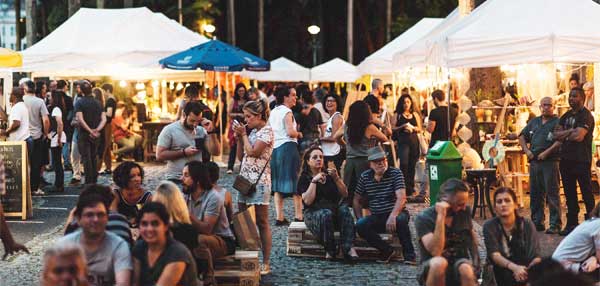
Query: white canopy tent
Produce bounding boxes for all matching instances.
[310,58,360,83]
[359,18,442,76]
[241,57,310,82]
[392,9,462,69]
[14,7,209,80]
[433,0,600,68]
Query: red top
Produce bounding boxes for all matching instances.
[112,115,128,142]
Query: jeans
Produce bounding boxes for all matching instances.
[227,142,237,170]
[398,141,419,196]
[78,134,99,184]
[304,206,355,255]
[29,137,47,191]
[51,146,64,188]
[115,134,142,155]
[356,211,416,260]
[560,160,595,226]
[529,160,561,228]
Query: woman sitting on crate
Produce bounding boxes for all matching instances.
[296,146,359,263]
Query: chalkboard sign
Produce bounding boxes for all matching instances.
[0,141,30,219]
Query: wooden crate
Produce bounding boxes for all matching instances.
[215,251,260,272]
[287,222,403,261]
[214,251,260,286]
[213,270,259,286]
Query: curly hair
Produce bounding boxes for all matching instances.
[395,94,414,114]
[322,94,342,113]
[112,161,144,189]
[346,101,372,146]
[234,83,247,101]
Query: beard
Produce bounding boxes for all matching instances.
[183,116,195,130]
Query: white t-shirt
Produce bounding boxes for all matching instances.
[268,105,297,149]
[8,102,30,141]
[49,107,67,147]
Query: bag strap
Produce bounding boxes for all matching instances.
[254,150,273,185]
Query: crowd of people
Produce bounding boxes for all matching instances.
[0,76,599,286]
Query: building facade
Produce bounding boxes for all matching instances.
[0,3,26,50]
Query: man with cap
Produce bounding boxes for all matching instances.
[353,145,416,264]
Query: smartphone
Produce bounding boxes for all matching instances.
[327,161,335,170]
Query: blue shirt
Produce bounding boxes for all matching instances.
[355,167,405,214]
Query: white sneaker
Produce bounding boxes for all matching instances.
[33,189,45,196]
[260,263,271,275]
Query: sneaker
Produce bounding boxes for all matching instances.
[294,218,304,222]
[404,258,417,266]
[33,189,45,196]
[69,178,81,185]
[260,264,271,275]
[325,252,335,261]
[545,225,561,234]
[377,249,399,264]
[227,169,233,174]
[343,248,359,264]
[99,169,112,175]
[559,225,577,236]
[275,219,290,226]
[534,224,545,232]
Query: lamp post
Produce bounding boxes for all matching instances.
[307,25,320,67]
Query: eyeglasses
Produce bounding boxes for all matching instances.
[52,266,78,275]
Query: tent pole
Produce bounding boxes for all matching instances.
[447,68,451,141]
[392,72,397,109]
[217,72,223,162]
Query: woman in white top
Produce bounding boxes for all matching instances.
[1,87,30,142]
[48,91,67,192]
[233,100,274,275]
[267,85,303,225]
[320,94,344,172]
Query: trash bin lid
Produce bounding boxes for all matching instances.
[426,141,463,160]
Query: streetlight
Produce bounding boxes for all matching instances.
[307,25,320,67]
[203,24,216,39]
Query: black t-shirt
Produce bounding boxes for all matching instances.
[74,95,104,136]
[298,107,323,139]
[104,97,117,123]
[363,93,380,115]
[296,173,342,211]
[132,237,198,286]
[170,222,198,252]
[395,113,419,145]
[559,107,595,163]
[428,106,458,147]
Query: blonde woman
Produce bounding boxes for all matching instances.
[153,181,198,251]
[41,243,89,286]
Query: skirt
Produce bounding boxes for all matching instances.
[271,141,300,196]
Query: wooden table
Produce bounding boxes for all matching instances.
[142,120,173,162]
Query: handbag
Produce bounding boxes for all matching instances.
[232,152,271,196]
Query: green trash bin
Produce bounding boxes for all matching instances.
[426,141,463,206]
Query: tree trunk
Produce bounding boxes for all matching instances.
[347,0,353,64]
[97,0,105,8]
[25,0,36,47]
[123,0,133,8]
[68,0,80,17]
[227,0,236,45]
[386,0,391,42]
[14,0,21,50]
[355,1,374,53]
[258,0,264,57]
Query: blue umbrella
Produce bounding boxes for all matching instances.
[159,39,270,72]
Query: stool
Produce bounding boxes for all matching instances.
[466,168,497,218]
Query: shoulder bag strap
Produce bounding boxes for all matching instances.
[254,150,273,185]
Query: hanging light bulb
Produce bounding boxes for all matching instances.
[119,80,127,88]
[161,80,167,88]
[176,82,184,91]
[135,82,145,90]
[151,80,159,88]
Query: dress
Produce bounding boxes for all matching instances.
[395,113,420,196]
[237,126,274,205]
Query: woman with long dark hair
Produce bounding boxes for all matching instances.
[227,83,248,174]
[268,84,303,225]
[320,94,344,172]
[337,101,388,203]
[483,187,541,286]
[393,94,422,198]
[48,91,67,192]
[233,100,273,274]
[133,202,199,286]
[297,146,357,262]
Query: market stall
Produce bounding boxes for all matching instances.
[241,57,310,82]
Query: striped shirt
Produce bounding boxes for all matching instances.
[355,167,405,215]
[65,212,133,246]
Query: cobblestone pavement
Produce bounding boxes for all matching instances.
[0,162,580,285]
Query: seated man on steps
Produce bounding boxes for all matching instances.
[414,178,480,286]
[353,145,417,264]
[182,161,235,285]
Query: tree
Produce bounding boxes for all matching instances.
[258,0,263,57]
[14,0,21,50]
[97,0,104,8]
[124,0,133,8]
[25,0,36,47]
[68,0,80,17]
[347,0,353,63]
[227,0,235,45]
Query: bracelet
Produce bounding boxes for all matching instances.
[311,180,318,184]
[182,148,186,157]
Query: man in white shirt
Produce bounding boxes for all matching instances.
[0,87,30,142]
[22,80,50,195]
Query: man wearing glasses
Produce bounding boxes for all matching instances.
[57,184,132,286]
[353,145,416,264]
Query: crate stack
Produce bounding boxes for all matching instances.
[214,251,260,286]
